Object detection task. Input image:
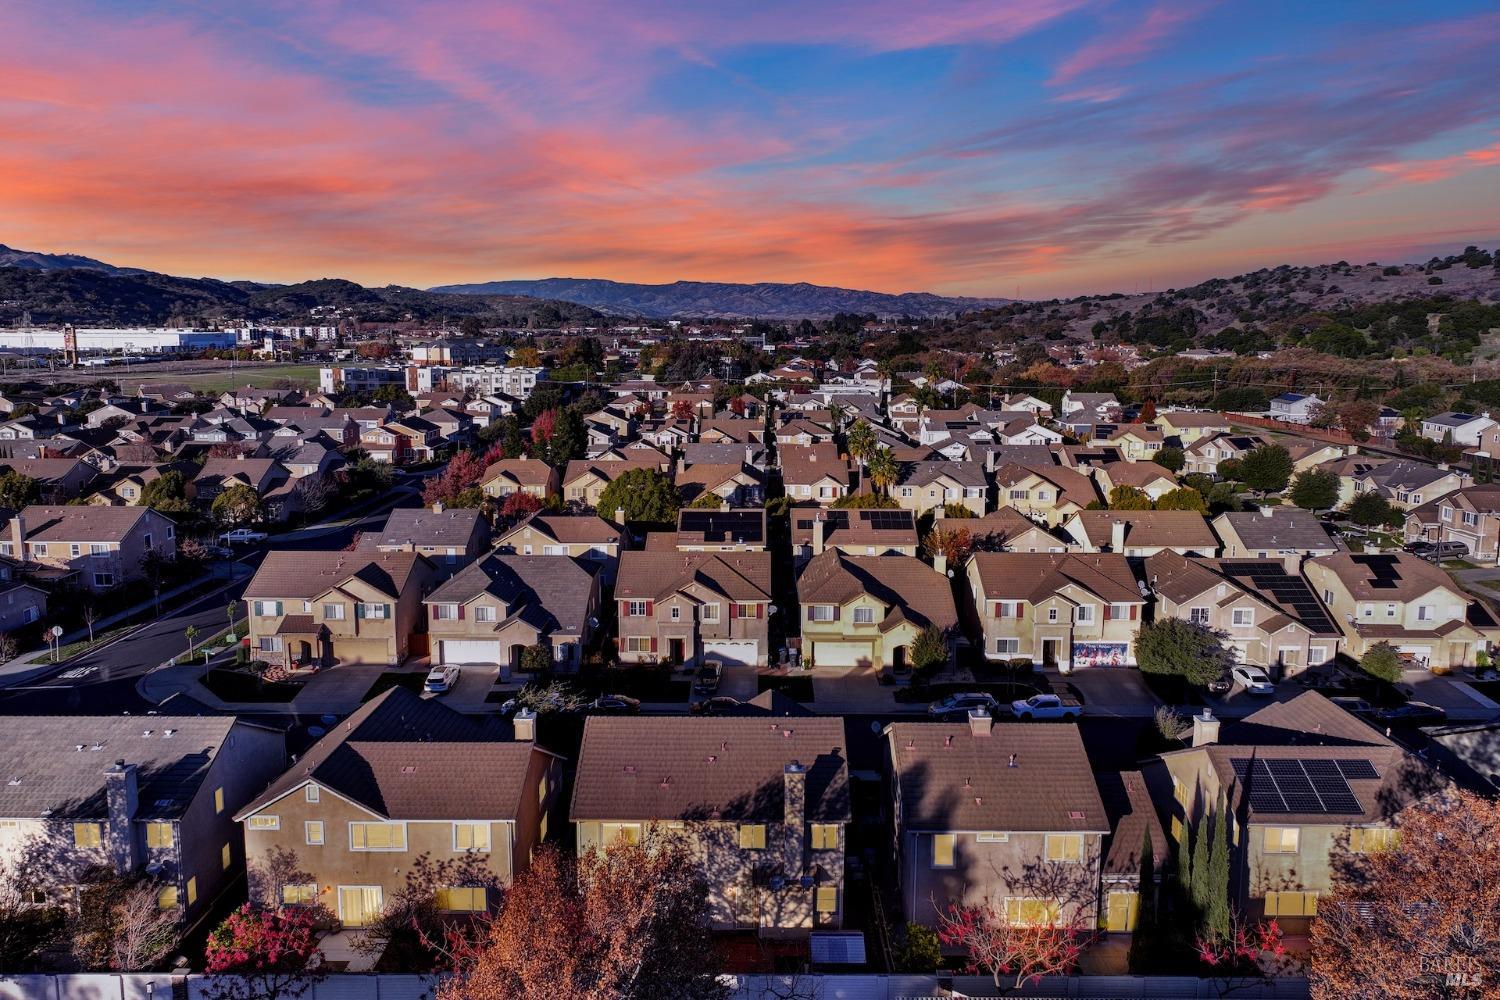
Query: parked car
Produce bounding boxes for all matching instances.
[588,694,641,715]
[1010,693,1082,720]
[1207,672,1234,696]
[691,696,744,716]
[424,664,460,694]
[1370,701,1448,727]
[1329,695,1374,716]
[1430,541,1470,560]
[693,660,723,696]
[1404,541,1437,556]
[219,528,268,544]
[1231,665,1276,695]
[927,692,999,721]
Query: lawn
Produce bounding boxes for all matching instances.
[131,364,323,395]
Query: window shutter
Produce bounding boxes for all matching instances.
[992,602,1002,618]
[383,604,392,619]
[274,601,283,616]
[354,603,364,619]
[831,606,840,621]
[645,601,654,616]
[757,603,764,619]
[457,604,465,620]
[650,637,658,653]
[1130,605,1139,620]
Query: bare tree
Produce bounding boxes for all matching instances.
[82,605,97,644]
[110,880,178,971]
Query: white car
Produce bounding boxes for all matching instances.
[1231,664,1275,695]
[219,528,268,545]
[424,664,461,694]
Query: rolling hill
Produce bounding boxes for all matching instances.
[428,276,1010,319]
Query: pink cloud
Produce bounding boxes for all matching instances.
[1050,2,1210,86]
[1369,141,1500,186]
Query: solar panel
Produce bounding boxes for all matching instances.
[1336,759,1380,780]
[1216,561,1338,634]
[679,509,763,542]
[1229,757,1364,815]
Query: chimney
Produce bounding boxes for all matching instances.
[432,500,445,513]
[10,510,24,564]
[1192,708,1220,747]
[1109,519,1126,552]
[1259,505,1275,518]
[784,761,807,867]
[1281,551,1303,576]
[968,707,993,737]
[104,759,140,874]
[812,512,826,555]
[934,553,947,577]
[513,709,537,742]
[615,507,627,526]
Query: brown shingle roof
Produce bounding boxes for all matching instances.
[797,551,957,632]
[1309,551,1458,600]
[615,550,771,602]
[14,504,165,542]
[244,550,428,600]
[481,458,554,489]
[1072,510,1218,550]
[1099,770,1169,877]
[571,717,850,823]
[779,443,849,487]
[969,552,1141,603]
[886,721,1107,833]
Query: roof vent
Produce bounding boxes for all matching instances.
[6,778,19,785]
[623,765,637,774]
[1068,810,1086,820]
[401,766,416,774]
[659,777,671,788]
[721,741,729,751]
[90,742,104,752]
[783,729,794,739]
[75,745,85,752]
[706,754,718,764]
[944,735,954,748]
[163,729,175,737]
[1008,753,1019,768]
[974,796,983,806]
[142,730,153,738]
[904,739,915,750]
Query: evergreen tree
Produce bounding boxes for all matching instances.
[1207,792,1231,941]
[1189,812,1211,920]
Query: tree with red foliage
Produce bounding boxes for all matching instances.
[499,492,544,518]
[439,837,720,1000]
[1137,400,1157,423]
[933,854,1098,990]
[1311,789,1499,999]
[728,396,748,417]
[671,398,695,421]
[531,408,557,443]
[922,525,974,565]
[203,903,324,1000]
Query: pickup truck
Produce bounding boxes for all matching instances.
[219,528,269,545]
[1010,693,1082,720]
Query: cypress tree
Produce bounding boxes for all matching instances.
[1190,811,1211,920]
[1128,827,1157,971]
[1208,792,1232,940]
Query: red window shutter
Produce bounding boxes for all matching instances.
[457,605,465,620]
[757,603,764,619]
[650,637,658,653]
[645,601,654,616]
[730,603,739,618]
[1130,605,1139,620]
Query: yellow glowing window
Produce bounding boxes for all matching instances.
[1262,827,1300,854]
[350,822,407,851]
[454,823,491,852]
[186,877,197,906]
[815,886,838,913]
[436,886,487,912]
[73,823,101,849]
[1045,834,1083,863]
[146,822,173,848]
[1263,890,1318,917]
[157,886,178,910]
[810,824,839,850]
[1005,897,1061,927]
[932,833,956,868]
[1350,827,1400,853]
[738,824,767,850]
[282,883,317,906]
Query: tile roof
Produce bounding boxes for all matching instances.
[370,507,486,549]
[238,688,544,821]
[571,717,850,823]
[244,550,428,600]
[426,554,597,635]
[886,720,1107,832]
[797,551,957,632]
[1309,551,1458,601]
[970,552,1141,603]
[615,550,772,602]
[1216,507,1337,552]
[0,715,247,820]
[13,504,166,542]
[1072,510,1218,550]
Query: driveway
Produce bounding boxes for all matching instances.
[1400,669,1500,723]
[1058,668,1161,717]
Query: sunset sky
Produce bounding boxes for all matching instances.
[3,0,1499,298]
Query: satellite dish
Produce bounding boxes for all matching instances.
[50,625,63,638]
[769,605,779,615]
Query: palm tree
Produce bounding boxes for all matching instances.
[846,420,876,467]
[867,446,900,495]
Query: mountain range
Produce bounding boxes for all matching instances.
[429,276,1008,319]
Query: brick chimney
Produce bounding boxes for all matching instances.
[1191,708,1220,747]
[783,761,807,867]
[104,759,140,874]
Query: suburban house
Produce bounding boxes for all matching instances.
[1094,461,1179,502]
[790,507,919,564]
[1156,410,1231,445]
[1182,433,1271,477]
[1353,459,1470,510]
[244,551,438,669]
[237,688,563,927]
[1303,552,1500,671]
[797,551,957,672]
[967,552,1145,670]
[0,457,96,499]
[1092,424,1165,463]
[561,459,667,509]
[1060,391,1120,422]
[779,444,852,504]
[1097,770,1169,935]
[362,506,491,578]
[892,461,988,516]
[968,508,1072,553]
[572,716,851,936]
[0,715,285,925]
[1404,485,1500,564]
[424,553,600,671]
[675,463,765,508]
[992,463,1099,526]
[1213,507,1338,560]
[885,715,1109,931]
[0,579,47,633]
[1,505,177,591]
[1269,393,1324,424]
[614,550,773,667]
[494,513,625,582]
[190,457,300,523]
[1064,510,1220,558]
[1148,693,1431,929]
[1145,551,1342,676]
[1420,411,1496,446]
[480,459,559,501]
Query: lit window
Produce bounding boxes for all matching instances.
[157,886,178,910]
[601,822,641,846]
[214,787,225,814]
[282,883,317,906]
[1045,833,1083,863]
[815,886,838,913]
[186,877,197,906]
[1005,897,1060,927]
[810,824,839,850]
[247,815,279,831]
[305,821,324,846]
[1263,890,1317,917]
[1263,827,1300,854]
[738,824,767,850]
[454,823,492,853]
[73,823,102,849]
[436,887,487,912]
[1350,827,1400,853]
[932,834,956,868]
[146,822,174,848]
[222,843,232,870]
[350,822,407,851]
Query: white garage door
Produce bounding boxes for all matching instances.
[439,640,501,665]
[704,641,758,667]
[813,642,875,668]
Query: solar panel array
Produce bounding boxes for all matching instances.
[679,509,763,542]
[1355,554,1403,590]
[1217,561,1339,634]
[1229,757,1366,814]
[861,510,915,531]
